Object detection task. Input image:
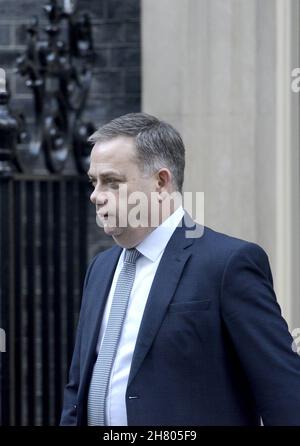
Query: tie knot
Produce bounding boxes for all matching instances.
[124,248,140,264]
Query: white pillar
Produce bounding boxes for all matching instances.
[275,0,300,327]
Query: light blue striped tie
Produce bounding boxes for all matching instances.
[87,248,141,425]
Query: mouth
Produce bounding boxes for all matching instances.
[99,213,109,219]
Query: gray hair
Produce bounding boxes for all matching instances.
[88,112,185,193]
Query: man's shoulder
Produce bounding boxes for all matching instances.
[90,244,121,266]
[194,225,268,263]
[182,212,265,258]
[201,225,252,247]
[83,244,121,283]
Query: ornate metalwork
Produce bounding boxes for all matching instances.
[0,83,19,175]
[0,0,95,174]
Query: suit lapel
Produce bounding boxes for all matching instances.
[79,246,122,393]
[128,214,199,386]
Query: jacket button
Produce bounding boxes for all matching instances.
[73,404,77,409]
[128,395,139,400]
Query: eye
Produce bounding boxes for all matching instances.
[88,178,96,189]
[109,182,119,189]
[104,178,121,189]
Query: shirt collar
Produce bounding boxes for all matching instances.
[135,206,185,262]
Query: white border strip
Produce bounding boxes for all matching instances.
[276,0,293,324]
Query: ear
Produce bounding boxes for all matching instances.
[156,168,172,191]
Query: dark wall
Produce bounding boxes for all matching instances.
[0,0,141,123]
[0,0,141,259]
[78,0,141,125]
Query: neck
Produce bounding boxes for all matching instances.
[114,203,181,249]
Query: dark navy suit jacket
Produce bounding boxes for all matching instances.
[61,215,300,425]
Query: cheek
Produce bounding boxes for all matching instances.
[137,179,156,198]
[115,179,155,211]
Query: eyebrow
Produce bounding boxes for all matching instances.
[87,171,126,181]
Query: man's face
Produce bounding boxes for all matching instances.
[88,136,159,248]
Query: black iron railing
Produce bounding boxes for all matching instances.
[0,175,88,425]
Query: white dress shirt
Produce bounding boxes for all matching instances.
[96,206,185,425]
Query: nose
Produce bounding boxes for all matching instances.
[90,187,108,207]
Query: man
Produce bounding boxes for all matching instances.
[61,113,300,426]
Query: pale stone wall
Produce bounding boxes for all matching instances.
[142,0,300,327]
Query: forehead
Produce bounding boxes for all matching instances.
[89,136,138,177]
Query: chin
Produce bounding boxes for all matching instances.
[112,231,132,245]
[104,225,123,237]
